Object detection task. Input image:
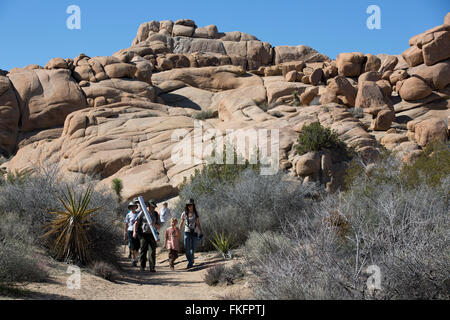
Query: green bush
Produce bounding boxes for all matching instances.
[401,141,450,188]
[295,122,348,157]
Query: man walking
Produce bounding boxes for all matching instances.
[133,199,160,272]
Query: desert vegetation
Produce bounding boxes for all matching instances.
[0,165,123,291]
[177,137,449,299]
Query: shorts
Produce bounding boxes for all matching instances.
[127,230,140,251]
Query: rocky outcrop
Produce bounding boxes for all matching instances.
[0,76,20,156]
[8,69,87,132]
[1,15,449,201]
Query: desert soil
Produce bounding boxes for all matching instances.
[5,248,251,300]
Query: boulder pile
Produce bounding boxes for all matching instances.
[0,15,448,200]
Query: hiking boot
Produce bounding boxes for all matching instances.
[132,260,137,267]
[140,266,146,272]
[150,268,156,273]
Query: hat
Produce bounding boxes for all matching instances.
[147,199,157,207]
[186,198,195,205]
[128,201,137,209]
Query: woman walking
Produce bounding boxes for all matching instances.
[179,199,203,269]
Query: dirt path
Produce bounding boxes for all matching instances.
[14,248,251,300]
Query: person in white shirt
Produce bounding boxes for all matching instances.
[159,202,171,227]
[124,202,140,266]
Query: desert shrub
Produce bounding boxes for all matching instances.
[91,261,120,282]
[192,110,216,120]
[204,264,226,286]
[247,160,450,300]
[204,263,246,286]
[244,231,293,263]
[175,169,320,251]
[0,164,122,267]
[401,141,450,188]
[0,213,48,287]
[295,122,348,157]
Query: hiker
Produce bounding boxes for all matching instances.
[159,202,171,228]
[179,199,203,269]
[124,202,140,266]
[163,217,180,270]
[133,199,160,272]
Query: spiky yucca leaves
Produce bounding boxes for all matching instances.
[210,232,233,258]
[44,186,101,264]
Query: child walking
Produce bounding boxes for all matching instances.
[164,218,180,270]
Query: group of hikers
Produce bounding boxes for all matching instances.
[123,198,203,272]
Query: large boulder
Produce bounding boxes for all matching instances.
[378,55,398,73]
[422,30,450,66]
[104,63,137,79]
[408,59,450,90]
[325,76,357,107]
[45,57,69,70]
[401,45,424,67]
[336,52,364,77]
[0,76,20,155]
[399,76,433,101]
[355,80,392,115]
[8,69,87,132]
[410,118,448,147]
[295,152,321,177]
[172,24,194,37]
[274,45,330,65]
[363,54,381,72]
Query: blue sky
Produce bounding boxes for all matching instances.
[0,0,448,71]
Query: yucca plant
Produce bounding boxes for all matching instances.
[210,232,233,259]
[43,186,101,264]
[111,178,123,204]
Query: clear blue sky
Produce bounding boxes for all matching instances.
[0,0,448,71]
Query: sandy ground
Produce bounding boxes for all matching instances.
[7,247,251,300]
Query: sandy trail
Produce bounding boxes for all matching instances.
[15,248,250,300]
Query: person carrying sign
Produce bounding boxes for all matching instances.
[133,199,160,272]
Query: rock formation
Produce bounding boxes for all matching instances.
[0,15,448,200]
